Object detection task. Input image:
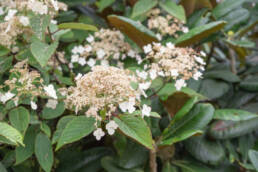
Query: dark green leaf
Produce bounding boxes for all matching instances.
[204,70,240,83]
[41,102,65,119]
[249,149,258,171]
[240,77,258,92]
[0,56,13,74]
[9,107,30,135]
[0,45,10,57]
[214,109,258,121]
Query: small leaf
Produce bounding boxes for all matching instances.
[175,21,226,47]
[0,122,23,146]
[30,41,58,67]
[114,115,154,150]
[58,22,98,31]
[35,133,54,172]
[15,126,37,165]
[131,0,158,18]
[40,122,51,138]
[41,102,65,119]
[9,107,30,135]
[56,116,96,151]
[214,109,258,121]
[249,149,258,171]
[107,15,158,48]
[204,70,240,83]
[95,0,115,12]
[159,0,186,23]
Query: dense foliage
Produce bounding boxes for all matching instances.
[0,0,258,171]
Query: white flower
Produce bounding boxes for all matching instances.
[106,120,118,135]
[4,9,17,21]
[29,1,48,15]
[149,69,157,80]
[156,33,162,41]
[182,27,189,33]
[87,58,96,67]
[46,99,58,109]
[195,56,206,65]
[72,46,85,54]
[113,52,120,60]
[127,50,136,57]
[51,20,57,24]
[71,54,79,63]
[142,104,151,117]
[75,73,82,80]
[50,0,59,11]
[136,70,148,80]
[158,71,165,77]
[12,46,19,53]
[166,42,175,49]
[0,92,15,104]
[139,82,151,91]
[101,60,109,67]
[44,84,57,99]
[68,63,74,69]
[0,7,4,16]
[193,71,202,80]
[78,58,86,66]
[143,44,152,54]
[85,45,92,52]
[96,49,106,59]
[30,101,37,110]
[200,51,206,56]
[93,128,105,140]
[19,16,30,26]
[86,35,94,43]
[175,79,186,91]
[170,69,179,77]
[119,97,136,113]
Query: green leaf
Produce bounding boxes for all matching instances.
[175,21,226,47]
[35,133,54,172]
[58,22,98,31]
[131,0,158,18]
[52,115,76,144]
[214,109,258,121]
[162,162,177,172]
[30,15,51,41]
[9,107,30,135]
[225,39,255,48]
[161,103,214,145]
[107,15,158,48]
[101,156,143,172]
[15,126,37,165]
[0,122,23,146]
[209,118,258,139]
[0,162,7,172]
[249,149,258,171]
[185,135,225,165]
[0,45,10,56]
[159,0,186,23]
[0,56,13,74]
[114,115,154,150]
[41,102,65,119]
[30,40,58,67]
[199,79,230,99]
[212,0,246,19]
[240,76,258,92]
[56,116,96,151]
[40,122,51,138]
[96,0,115,12]
[204,70,240,83]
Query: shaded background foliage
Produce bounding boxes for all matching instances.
[1,0,258,171]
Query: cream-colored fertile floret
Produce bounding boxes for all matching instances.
[65,66,140,119]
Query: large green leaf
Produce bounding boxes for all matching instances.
[107,15,158,48]
[175,21,226,47]
[9,107,30,135]
[30,40,58,67]
[240,76,258,92]
[30,15,51,41]
[41,102,65,119]
[58,22,98,31]
[52,115,76,144]
[0,56,13,74]
[0,122,23,146]
[159,0,186,23]
[131,0,157,18]
[212,0,246,19]
[214,109,258,121]
[209,118,258,139]
[56,116,96,151]
[35,133,54,172]
[160,103,214,145]
[15,126,37,165]
[249,150,258,171]
[114,115,154,150]
[185,135,225,165]
[204,70,240,83]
